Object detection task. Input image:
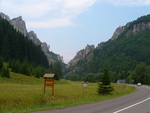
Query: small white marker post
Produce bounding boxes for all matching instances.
[82,83,88,94]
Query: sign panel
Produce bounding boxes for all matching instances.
[82,83,88,87]
[44,78,54,96]
[45,79,54,87]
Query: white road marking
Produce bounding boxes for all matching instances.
[113,97,150,113]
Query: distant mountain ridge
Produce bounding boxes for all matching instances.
[0,12,64,65]
[65,14,150,75]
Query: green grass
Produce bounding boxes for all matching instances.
[0,72,136,113]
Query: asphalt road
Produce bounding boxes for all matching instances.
[33,85,150,113]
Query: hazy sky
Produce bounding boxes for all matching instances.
[0,0,150,63]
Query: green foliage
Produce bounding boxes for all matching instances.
[0,73,135,113]
[131,62,150,85]
[0,17,49,68]
[9,60,50,77]
[97,68,114,95]
[34,66,46,78]
[84,73,101,83]
[52,61,62,80]
[65,14,150,85]
[1,65,10,78]
[0,57,3,72]
[65,74,80,81]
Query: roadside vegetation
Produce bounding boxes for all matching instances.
[0,72,135,113]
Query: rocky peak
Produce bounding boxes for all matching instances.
[97,42,105,49]
[27,31,41,45]
[111,21,150,40]
[111,26,125,40]
[10,16,28,37]
[67,44,95,68]
[0,12,10,21]
[127,22,150,36]
[41,42,50,54]
[0,12,64,65]
[85,44,95,54]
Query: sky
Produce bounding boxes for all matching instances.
[0,0,150,63]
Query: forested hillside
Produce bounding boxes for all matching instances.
[0,17,51,77]
[0,17,49,67]
[65,14,150,84]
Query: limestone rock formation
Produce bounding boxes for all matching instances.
[126,22,150,36]
[67,44,95,68]
[0,12,64,65]
[111,22,150,40]
[11,16,28,37]
[111,26,125,40]
[0,12,10,21]
[27,31,41,45]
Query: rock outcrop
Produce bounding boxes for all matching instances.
[0,12,10,21]
[126,22,150,36]
[111,22,150,40]
[67,44,95,68]
[66,14,150,75]
[27,31,41,45]
[0,12,64,65]
[97,42,105,49]
[111,26,125,40]
[11,16,28,37]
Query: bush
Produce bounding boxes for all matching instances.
[1,65,10,78]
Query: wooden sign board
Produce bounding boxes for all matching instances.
[43,74,55,96]
[45,79,54,87]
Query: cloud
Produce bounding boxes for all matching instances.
[1,0,97,28]
[101,0,150,6]
[1,0,150,28]
[27,17,75,28]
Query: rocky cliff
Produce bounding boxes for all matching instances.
[67,44,95,68]
[111,26,125,40]
[27,31,41,45]
[0,12,64,65]
[11,16,28,37]
[111,21,150,40]
[0,12,10,21]
[66,14,150,75]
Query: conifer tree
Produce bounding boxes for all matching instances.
[1,65,10,78]
[52,61,62,80]
[1,35,10,61]
[97,67,114,95]
[0,57,3,72]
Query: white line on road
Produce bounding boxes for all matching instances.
[113,97,150,113]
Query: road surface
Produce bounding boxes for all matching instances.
[33,85,150,113]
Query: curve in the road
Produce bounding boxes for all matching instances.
[32,85,150,113]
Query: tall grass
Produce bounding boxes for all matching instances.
[0,72,135,113]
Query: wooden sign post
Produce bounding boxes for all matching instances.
[44,74,55,96]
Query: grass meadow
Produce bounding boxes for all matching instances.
[0,72,136,113]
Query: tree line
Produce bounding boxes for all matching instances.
[65,62,150,85]
[65,14,150,85]
[0,17,49,68]
[0,17,63,80]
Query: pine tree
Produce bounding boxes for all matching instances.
[52,61,62,80]
[0,57,3,72]
[1,65,10,78]
[1,35,10,61]
[97,67,114,95]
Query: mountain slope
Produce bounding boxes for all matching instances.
[0,17,49,68]
[0,12,64,65]
[65,14,150,76]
